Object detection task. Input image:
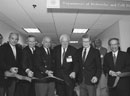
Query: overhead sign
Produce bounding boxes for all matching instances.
[47,0,60,8]
[47,0,130,11]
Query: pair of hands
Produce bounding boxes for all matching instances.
[69,72,98,84]
[109,70,121,77]
[27,69,54,78]
[46,71,76,79]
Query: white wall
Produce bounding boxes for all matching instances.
[96,17,130,52]
[0,20,24,44]
[96,21,120,51]
[119,19,130,51]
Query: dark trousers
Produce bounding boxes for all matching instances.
[0,86,5,96]
[56,82,74,96]
[6,80,16,96]
[109,87,130,96]
[80,83,96,96]
[109,78,130,96]
[14,81,33,96]
[35,82,55,96]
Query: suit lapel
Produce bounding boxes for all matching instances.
[58,46,62,65]
[7,43,16,60]
[41,47,47,55]
[109,52,116,69]
[27,46,33,55]
[115,51,121,68]
[15,46,18,60]
[62,46,71,65]
[64,46,70,60]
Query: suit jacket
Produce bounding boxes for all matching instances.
[22,46,39,75]
[0,42,22,71]
[34,46,54,79]
[103,51,130,87]
[127,47,130,56]
[53,45,79,86]
[0,45,5,87]
[0,42,22,86]
[77,46,101,85]
[99,47,107,56]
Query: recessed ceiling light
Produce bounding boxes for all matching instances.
[72,28,89,33]
[23,28,41,33]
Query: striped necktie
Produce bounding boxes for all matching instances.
[82,48,86,62]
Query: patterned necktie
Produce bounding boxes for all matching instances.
[61,48,66,65]
[47,48,50,55]
[32,47,35,54]
[12,46,16,59]
[113,53,117,65]
[63,48,66,60]
[82,48,86,62]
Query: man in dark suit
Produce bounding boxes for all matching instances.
[77,34,101,96]
[0,33,22,96]
[0,33,5,96]
[22,35,38,96]
[53,34,78,96]
[103,38,130,96]
[34,36,55,96]
[94,39,108,96]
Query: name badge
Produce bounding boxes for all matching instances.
[66,56,72,62]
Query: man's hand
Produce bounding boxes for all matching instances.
[69,72,76,79]
[116,71,121,76]
[45,70,53,77]
[27,70,34,77]
[109,70,117,77]
[91,76,98,83]
[10,67,18,74]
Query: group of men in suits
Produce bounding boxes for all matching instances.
[0,32,130,96]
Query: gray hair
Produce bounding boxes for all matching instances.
[9,32,19,39]
[59,34,70,42]
[42,36,51,43]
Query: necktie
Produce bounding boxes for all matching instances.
[61,48,66,65]
[82,48,86,62]
[32,47,35,54]
[63,48,66,59]
[47,48,50,55]
[113,53,117,65]
[12,46,16,59]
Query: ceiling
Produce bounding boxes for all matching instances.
[0,0,130,44]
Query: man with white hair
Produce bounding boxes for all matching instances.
[53,34,79,96]
[34,36,55,96]
[0,33,22,96]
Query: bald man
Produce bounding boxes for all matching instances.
[34,36,55,96]
[53,34,79,96]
